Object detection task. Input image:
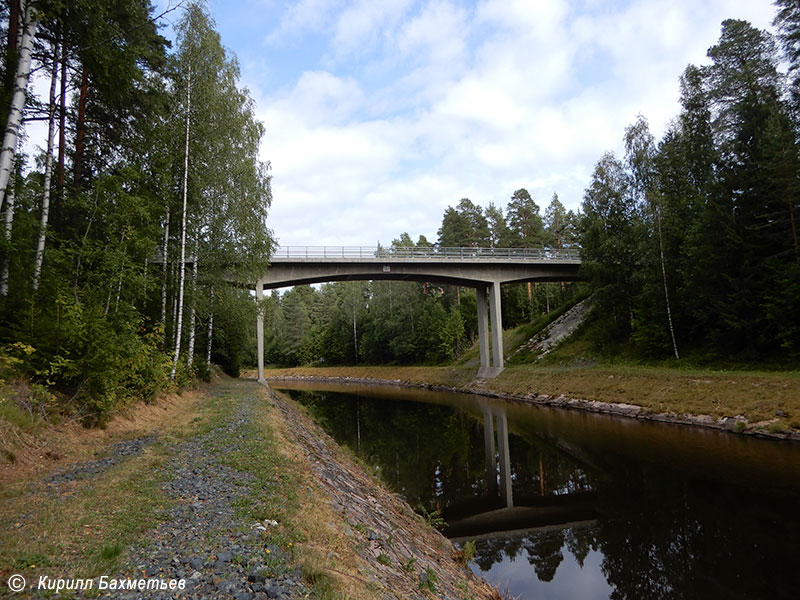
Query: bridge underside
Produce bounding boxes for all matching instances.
[259,260,580,290]
[255,259,581,380]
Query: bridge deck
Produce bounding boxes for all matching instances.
[270,245,581,263]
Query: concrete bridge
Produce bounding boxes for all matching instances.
[255,246,581,380]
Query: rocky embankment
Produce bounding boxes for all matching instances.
[512,297,591,361]
[266,385,501,600]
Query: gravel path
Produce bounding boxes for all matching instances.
[44,436,159,487]
[70,384,310,600]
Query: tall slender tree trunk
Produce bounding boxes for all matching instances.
[114,234,126,313]
[187,257,198,369]
[171,69,192,380]
[6,1,20,67]
[1,154,16,296]
[789,199,799,265]
[160,207,170,342]
[55,37,67,228]
[206,287,214,367]
[2,0,20,136]
[33,41,60,291]
[170,261,178,343]
[0,0,37,210]
[72,67,89,190]
[352,307,358,360]
[656,211,679,359]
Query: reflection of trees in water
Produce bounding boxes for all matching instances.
[523,530,565,582]
[293,391,595,513]
[473,458,800,599]
[593,461,800,600]
[292,390,800,599]
[473,526,598,581]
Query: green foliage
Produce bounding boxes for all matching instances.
[418,566,439,593]
[402,556,417,573]
[460,540,476,564]
[0,0,273,424]
[23,295,172,423]
[417,505,446,529]
[578,17,800,365]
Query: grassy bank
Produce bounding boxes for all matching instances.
[1,376,496,599]
[262,364,800,430]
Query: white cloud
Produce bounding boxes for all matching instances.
[266,0,344,44]
[251,0,779,248]
[331,0,415,57]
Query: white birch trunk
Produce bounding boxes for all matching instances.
[1,155,16,296]
[656,210,679,360]
[186,257,198,369]
[33,41,59,291]
[206,287,214,367]
[160,207,170,342]
[171,262,178,344]
[0,1,37,209]
[171,69,192,380]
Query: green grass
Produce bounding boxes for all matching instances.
[0,382,249,585]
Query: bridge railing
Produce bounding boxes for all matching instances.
[271,246,581,261]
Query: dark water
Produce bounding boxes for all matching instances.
[274,380,800,600]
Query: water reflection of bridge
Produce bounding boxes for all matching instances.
[256,246,581,380]
[444,401,598,539]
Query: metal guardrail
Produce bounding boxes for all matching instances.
[270,246,581,261]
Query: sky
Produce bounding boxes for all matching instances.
[152,0,779,248]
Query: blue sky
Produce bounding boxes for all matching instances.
[154,0,778,248]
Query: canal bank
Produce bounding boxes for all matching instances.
[264,383,502,599]
[1,376,502,600]
[260,365,800,442]
[274,379,800,599]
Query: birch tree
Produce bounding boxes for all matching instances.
[170,67,191,381]
[0,0,37,295]
[624,116,680,360]
[0,0,36,209]
[32,38,60,291]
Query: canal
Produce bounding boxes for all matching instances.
[272,380,800,600]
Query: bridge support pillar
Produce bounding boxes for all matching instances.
[488,282,504,370]
[255,279,265,384]
[496,410,513,508]
[476,286,490,371]
[476,282,504,378]
[482,407,497,495]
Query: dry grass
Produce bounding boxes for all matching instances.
[260,365,477,389]
[0,384,210,493]
[0,378,235,587]
[0,446,169,583]
[488,365,800,423]
[254,386,379,600]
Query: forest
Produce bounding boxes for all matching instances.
[0,0,273,422]
[1,1,799,423]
